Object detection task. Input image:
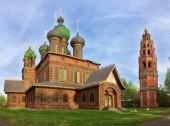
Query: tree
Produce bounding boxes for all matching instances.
[157,67,170,107]
[164,68,170,92]
[158,85,170,107]
[121,78,139,107]
[0,93,7,107]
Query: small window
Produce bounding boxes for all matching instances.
[143,50,145,55]
[74,72,80,84]
[143,44,145,47]
[40,93,46,102]
[82,94,86,102]
[12,96,16,103]
[148,50,150,55]
[52,93,58,102]
[63,94,68,103]
[143,62,146,69]
[148,62,152,68]
[60,69,67,82]
[90,92,95,102]
[61,47,65,54]
[148,43,149,47]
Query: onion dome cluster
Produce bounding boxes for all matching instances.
[47,16,70,41]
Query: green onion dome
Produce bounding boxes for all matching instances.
[39,42,49,53]
[70,33,85,47]
[47,28,62,40]
[53,16,70,41]
[24,47,36,59]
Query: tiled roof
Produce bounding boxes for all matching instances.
[81,64,125,89]
[4,80,25,93]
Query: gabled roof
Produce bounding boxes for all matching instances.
[4,80,25,93]
[83,64,125,89]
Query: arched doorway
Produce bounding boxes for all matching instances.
[104,88,117,108]
[108,95,112,107]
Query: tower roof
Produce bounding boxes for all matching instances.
[54,16,70,41]
[39,42,49,53]
[70,32,85,47]
[24,47,36,59]
[142,27,151,40]
[47,28,62,40]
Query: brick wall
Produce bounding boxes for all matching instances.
[7,93,25,108]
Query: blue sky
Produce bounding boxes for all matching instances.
[0,0,170,95]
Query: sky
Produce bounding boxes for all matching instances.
[0,0,170,96]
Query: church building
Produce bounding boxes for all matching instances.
[4,14,125,110]
[139,28,158,107]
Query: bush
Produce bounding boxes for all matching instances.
[158,88,170,107]
[0,93,7,107]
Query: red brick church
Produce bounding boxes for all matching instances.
[139,28,158,107]
[4,14,125,110]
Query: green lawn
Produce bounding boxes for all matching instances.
[0,107,169,126]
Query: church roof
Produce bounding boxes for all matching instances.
[79,64,125,90]
[86,64,115,84]
[4,80,25,93]
[26,82,82,91]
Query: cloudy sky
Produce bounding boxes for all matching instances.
[0,0,170,95]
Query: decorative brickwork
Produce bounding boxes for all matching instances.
[139,28,158,107]
[4,15,125,110]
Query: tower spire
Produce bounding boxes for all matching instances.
[55,12,58,26]
[28,39,32,48]
[44,30,47,42]
[59,7,62,16]
[144,26,148,34]
[76,20,80,33]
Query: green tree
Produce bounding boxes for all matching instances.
[121,78,139,107]
[0,93,7,107]
[164,68,170,92]
[158,85,170,107]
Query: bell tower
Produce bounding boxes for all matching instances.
[139,28,158,107]
[22,47,36,90]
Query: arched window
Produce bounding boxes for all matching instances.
[12,96,16,103]
[90,92,95,102]
[22,96,25,102]
[148,50,150,55]
[52,93,58,102]
[143,62,146,69]
[143,44,145,47]
[143,50,145,55]
[40,93,46,102]
[148,62,152,68]
[82,94,86,102]
[63,94,68,103]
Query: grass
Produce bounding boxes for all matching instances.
[0,107,169,126]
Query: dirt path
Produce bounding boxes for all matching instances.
[138,112,170,126]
